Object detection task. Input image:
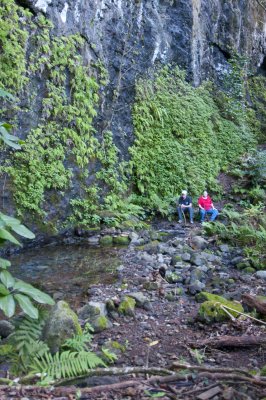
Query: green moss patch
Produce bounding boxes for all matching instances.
[197,293,244,323]
[118,296,136,316]
[113,236,130,245]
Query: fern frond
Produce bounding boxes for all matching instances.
[30,350,106,380]
[62,323,93,352]
[9,315,45,356]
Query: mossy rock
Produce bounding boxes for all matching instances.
[261,365,266,376]
[165,271,182,283]
[42,301,82,353]
[93,315,112,333]
[198,293,244,323]
[118,296,136,316]
[100,235,113,245]
[171,255,182,265]
[143,281,159,291]
[243,267,256,274]
[236,261,251,270]
[113,235,130,245]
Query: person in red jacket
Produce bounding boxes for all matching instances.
[198,190,219,223]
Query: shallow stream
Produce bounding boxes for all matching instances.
[9,243,122,307]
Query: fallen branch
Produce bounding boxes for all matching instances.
[198,372,266,387]
[54,366,176,387]
[171,362,254,378]
[189,335,266,349]
[0,374,192,397]
[242,294,266,316]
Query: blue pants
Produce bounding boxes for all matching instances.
[178,206,193,222]
[200,208,219,222]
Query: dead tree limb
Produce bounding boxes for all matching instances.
[198,372,266,387]
[54,366,176,387]
[171,362,255,378]
[188,335,266,349]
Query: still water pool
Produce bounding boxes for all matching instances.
[9,243,122,307]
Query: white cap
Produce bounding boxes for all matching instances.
[181,190,187,195]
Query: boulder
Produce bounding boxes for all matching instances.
[42,301,82,353]
[219,244,230,253]
[118,296,136,316]
[171,255,182,265]
[78,302,107,320]
[127,292,151,310]
[181,252,191,262]
[143,281,159,291]
[188,280,205,294]
[87,236,100,245]
[255,271,266,280]
[78,301,112,333]
[190,253,204,266]
[196,292,244,323]
[100,235,113,245]
[113,235,130,245]
[190,236,208,250]
[165,271,183,284]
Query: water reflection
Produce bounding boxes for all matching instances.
[9,244,121,306]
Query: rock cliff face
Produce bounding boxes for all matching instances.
[1,0,266,230]
[17,0,266,143]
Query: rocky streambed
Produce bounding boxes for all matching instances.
[1,221,266,399]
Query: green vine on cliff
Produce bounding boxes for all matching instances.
[3,17,100,219]
[0,0,30,93]
[129,65,256,212]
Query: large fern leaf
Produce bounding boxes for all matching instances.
[62,323,94,352]
[30,350,106,380]
[9,315,45,355]
[7,314,48,373]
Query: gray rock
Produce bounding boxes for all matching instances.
[190,268,205,281]
[190,236,208,250]
[116,265,125,272]
[143,281,159,291]
[157,253,165,264]
[78,302,112,333]
[129,232,140,244]
[188,280,206,294]
[127,292,151,310]
[181,252,191,262]
[0,320,14,338]
[198,265,208,273]
[78,301,107,320]
[165,270,183,283]
[201,252,220,263]
[190,253,204,266]
[158,243,176,256]
[219,244,230,253]
[231,256,244,265]
[53,291,64,301]
[42,301,82,353]
[255,271,266,280]
[141,252,156,263]
[87,236,100,245]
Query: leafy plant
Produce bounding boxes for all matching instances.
[62,323,94,352]
[30,350,105,383]
[5,314,49,374]
[129,66,256,215]
[0,89,55,319]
